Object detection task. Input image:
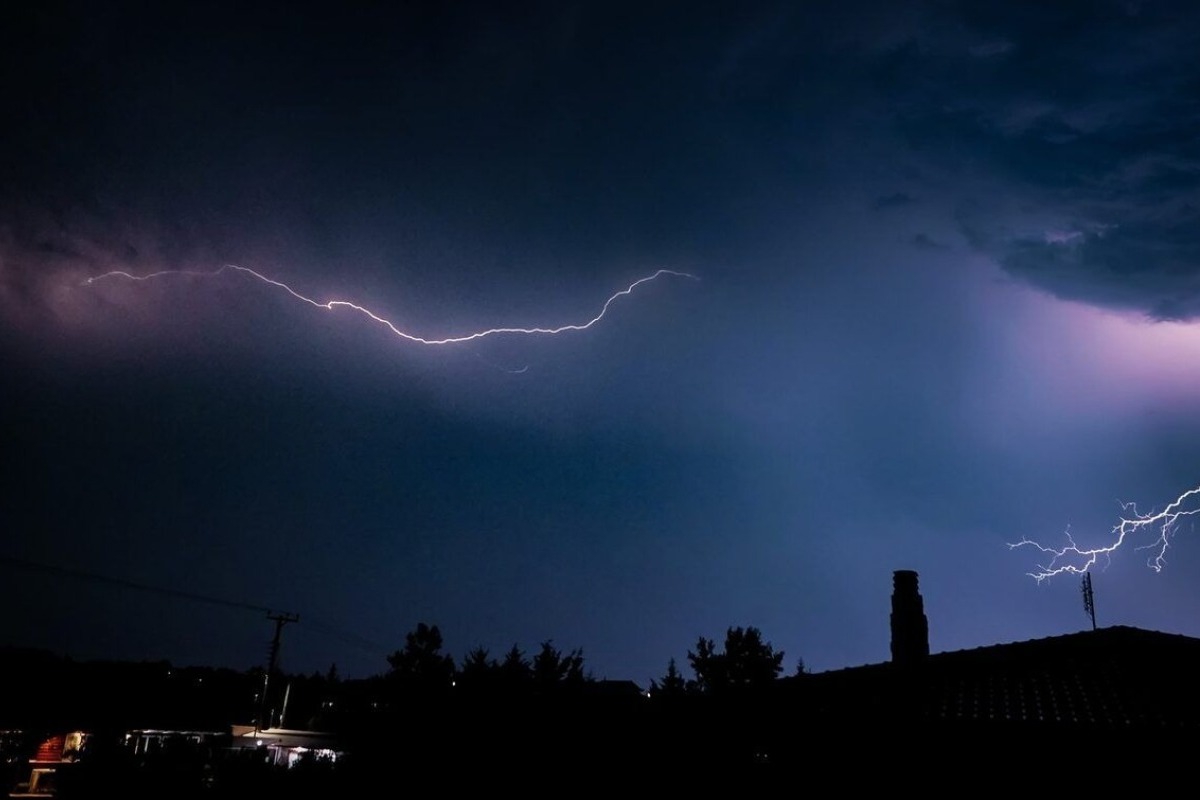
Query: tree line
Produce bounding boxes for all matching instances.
[379,621,798,699]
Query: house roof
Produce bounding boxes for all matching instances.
[794,625,1200,729]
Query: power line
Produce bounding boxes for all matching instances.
[0,553,276,614]
[0,553,390,658]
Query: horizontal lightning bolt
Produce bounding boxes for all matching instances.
[1009,484,1200,582]
[84,264,697,345]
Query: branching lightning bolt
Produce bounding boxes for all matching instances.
[84,264,697,345]
[1008,484,1200,582]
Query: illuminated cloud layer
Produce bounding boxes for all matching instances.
[874,3,1200,319]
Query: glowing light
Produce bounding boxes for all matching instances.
[1009,484,1200,581]
[84,264,697,345]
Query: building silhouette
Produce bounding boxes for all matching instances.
[782,570,1200,748]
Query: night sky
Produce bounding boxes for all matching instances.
[5,1,1200,685]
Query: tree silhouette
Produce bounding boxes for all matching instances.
[649,657,689,699]
[531,640,585,689]
[386,623,455,691]
[687,626,784,692]
[459,647,495,676]
[687,636,720,692]
[451,641,588,697]
[499,644,532,690]
[456,647,500,694]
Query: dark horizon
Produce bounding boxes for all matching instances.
[0,553,1165,685]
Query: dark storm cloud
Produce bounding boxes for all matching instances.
[873,192,915,210]
[0,209,122,328]
[868,190,912,209]
[911,233,944,250]
[0,204,218,339]
[995,215,1200,320]
[871,1,1200,319]
[0,2,824,294]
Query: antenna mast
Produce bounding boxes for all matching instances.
[1081,571,1097,631]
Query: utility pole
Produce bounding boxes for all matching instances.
[279,682,292,730]
[256,611,300,733]
[1081,571,1097,631]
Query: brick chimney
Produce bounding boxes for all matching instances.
[890,569,929,665]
